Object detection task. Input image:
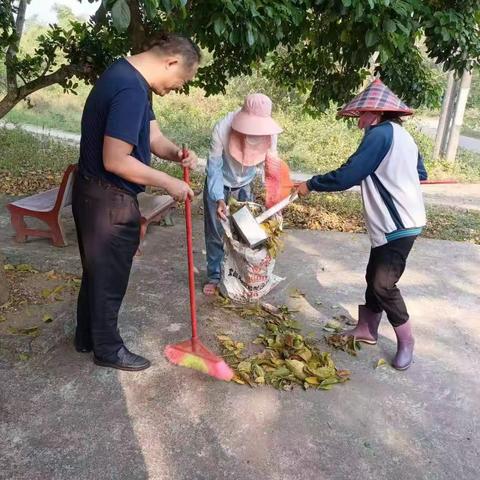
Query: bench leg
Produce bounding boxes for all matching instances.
[10,213,28,243]
[160,209,174,226]
[135,221,148,257]
[48,218,68,247]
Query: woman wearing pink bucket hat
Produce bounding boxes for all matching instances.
[203,93,282,296]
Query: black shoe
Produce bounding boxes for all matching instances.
[74,340,92,353]
[93,346,151,371]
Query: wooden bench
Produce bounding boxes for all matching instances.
[136,192,176,255]
[7,165,176,252]
[7,164,77,247]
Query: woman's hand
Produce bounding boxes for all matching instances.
[216,200,228,220]
[297,181,311,197]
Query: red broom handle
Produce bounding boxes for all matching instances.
[182,147,198,340]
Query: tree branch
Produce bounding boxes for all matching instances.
[0,64,82,118]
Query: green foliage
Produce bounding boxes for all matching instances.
[264,0,479,111]
[3,0,479,117]
[0,0,14,53]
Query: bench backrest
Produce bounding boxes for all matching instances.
[54,164,77,212]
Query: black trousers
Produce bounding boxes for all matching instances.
[72,173,140,359]
[365,236,416,327]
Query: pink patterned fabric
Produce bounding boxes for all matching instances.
[338,79,413,117]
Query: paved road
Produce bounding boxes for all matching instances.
[418,117,480,154]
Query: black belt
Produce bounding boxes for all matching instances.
[224,184,247,193]
[77,171,136,198]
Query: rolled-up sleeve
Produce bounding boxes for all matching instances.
[206,124,225,201]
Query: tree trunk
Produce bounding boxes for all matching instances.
[128,0,146,54]
[445,70,473,162]
[5,0,28,91]
[433,71,455,160]
[0,91,19,118]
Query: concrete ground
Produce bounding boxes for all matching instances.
[1,201,479,480]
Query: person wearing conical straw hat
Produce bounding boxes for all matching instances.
[297,79,428,370]
[203,93,283,296]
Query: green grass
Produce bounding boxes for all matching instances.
[0,127,78,175]
[2,59,480,187]
[5,82,480,183]
[282,191,480,245]
[0,127,477,244]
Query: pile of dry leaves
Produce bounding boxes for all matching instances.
[215,300,350,391]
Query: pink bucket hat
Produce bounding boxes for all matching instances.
[229,93,282,167]
[231,93,283,135]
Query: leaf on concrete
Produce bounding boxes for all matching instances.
[41,288,52,298]
[16,264,38,273]
[375,358,386,369]
[8,326,40,336]
[323,320,344,333]
[289,288,305,298]
[45,270,58,280]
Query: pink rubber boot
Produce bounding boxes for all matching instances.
[392,321,415,370]
[343,305,382,344]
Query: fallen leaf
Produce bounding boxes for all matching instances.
[45,270,58,279]
[375,358,386,369]
[16,264,38,273]
[42,314,53,324]
[323,320,343,333]
[8,326,40,337]
[289,288,305,298]
[41,288,52,298]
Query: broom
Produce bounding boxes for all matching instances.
[264,152,457,201]
[265,152,295,208]
[164,146,233,381]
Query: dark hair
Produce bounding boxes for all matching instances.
[380,111,404,125]
[143,32,201,69]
